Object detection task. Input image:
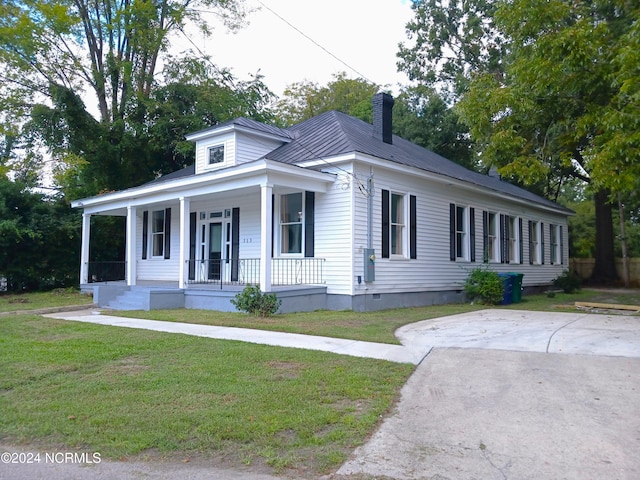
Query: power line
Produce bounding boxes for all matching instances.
[254,0,376,85]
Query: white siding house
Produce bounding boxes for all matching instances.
[74,93,572,312]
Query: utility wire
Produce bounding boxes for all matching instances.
[254,0,375,85]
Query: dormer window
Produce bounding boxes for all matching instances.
[208,145,224,165]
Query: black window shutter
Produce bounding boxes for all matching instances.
[271,194,275,258]
[409,195,417,259]
[504,215,511,264]
[382,189,390,258]
[231,207,240,281]
[164,208,171,259]
[528,220,533,265]
[142,210,148,259]
[519,218,524,264]
[449,203,456,261]
[189,212,196,280]
[469,207,475,262]
[541,222,545,265]
[482,211,489,263]
[304,191,315,257]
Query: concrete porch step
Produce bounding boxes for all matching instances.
[106,289,149,311]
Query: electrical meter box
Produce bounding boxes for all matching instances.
[363,248,375,282]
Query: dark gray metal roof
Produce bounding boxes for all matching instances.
[148,110,570,214]
[266,110,571,213]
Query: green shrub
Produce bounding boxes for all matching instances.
[231,285,282,317]
[463,266,505,305]
[552,270,582,293]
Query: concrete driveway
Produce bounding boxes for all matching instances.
[336,310,640,479]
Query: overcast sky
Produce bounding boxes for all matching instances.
[184,0,415,97]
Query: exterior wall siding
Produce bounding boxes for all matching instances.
[132,162,569,295]
[353,163,569,295]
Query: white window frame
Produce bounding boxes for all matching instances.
[455,205,469,261]
[390,192,406,257]
[208,144,225,165]
[488,211,499,262]
[531,220,541,264]
[509,216,521,264]
[550,224,560,264]
[151,210,165,258]
[278,192,304,256]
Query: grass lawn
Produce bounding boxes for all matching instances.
[114,288,640,345]
[0,315,413,476]
[0,289,93,313]
[1,287,637,476]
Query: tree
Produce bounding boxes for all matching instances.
[0,0,251,195]
[397,0,507,100]
[0,176,80,291]
[393,84,476,169]
[275,73,379,126]
[453,0,640,283]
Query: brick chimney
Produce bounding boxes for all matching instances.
[372,92,394,144]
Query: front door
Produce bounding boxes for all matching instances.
[197,209,238,283]
[208,222,223,280]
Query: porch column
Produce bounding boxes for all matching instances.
[179,197,190,288]
[260,184,273,292]
[80,213,91,284]
[126,205,137,286]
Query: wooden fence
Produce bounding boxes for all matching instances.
[570,258,640,284]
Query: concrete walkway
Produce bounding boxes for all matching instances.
[43,308,640,364]
[42,309,424,364]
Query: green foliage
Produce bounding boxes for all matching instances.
[275,72,379,126]
[231,285,282,317]
[397,0,506,99]
[463,266,505,305]
[0,177,80,291]
[552,270,582,294]
[393,84,477,170]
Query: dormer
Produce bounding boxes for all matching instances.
[186,118,292,175]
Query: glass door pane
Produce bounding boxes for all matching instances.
[208,222,222,280]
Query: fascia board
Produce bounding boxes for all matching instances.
[72,160,335,211]
[185,124,291,143]
[348,153,573,217]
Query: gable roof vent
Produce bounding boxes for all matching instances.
[372,92,394,144]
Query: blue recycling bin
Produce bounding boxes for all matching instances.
[498,273,513,305]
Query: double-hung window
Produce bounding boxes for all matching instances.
[550,224,562,264]
[529,220,542,264]
[151,210,165,257]
[390,193,405,255]
[484,211,499,262]
[142,208,171,260]
[382,190,417,259]
[450,204,471,261]
[280,192,303,255]
[509,216,521,264]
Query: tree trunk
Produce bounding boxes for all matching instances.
[590,189,618,283]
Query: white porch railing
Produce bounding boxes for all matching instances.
[185,258,325,286]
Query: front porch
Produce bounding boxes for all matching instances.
[83,281,328,313]
[83,257,327,313]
